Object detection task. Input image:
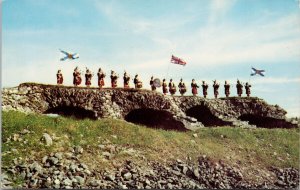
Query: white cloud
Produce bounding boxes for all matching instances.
[179,13,300,66]
[4,2,300,87]
[93,0,198,36]
[209,0,237,23]
[220,77,300,86]
[251,77,300,84]
[286,105,300,117]
[93,0,300,68]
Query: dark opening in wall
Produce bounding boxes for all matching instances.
[239,114,297,129]
[125,108,186,131]
[45,106,97,120]
[186,105,232,127]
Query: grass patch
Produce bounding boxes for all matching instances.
[2,111,299,174]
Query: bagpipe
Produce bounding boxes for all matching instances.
[85,67,94,77]
[192,83,199,88]
[74,70,83,75]
[123,74,131,82]
[212,80,220,87]
[98,72,106,79]
[178,82,186,90]
[111,74,119,80]
[133,78,143,88]
[56,73,63,79]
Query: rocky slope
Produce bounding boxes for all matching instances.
[2,143,299,189]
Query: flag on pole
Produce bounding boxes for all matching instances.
[251,67,265,77]
[171,55,187,66]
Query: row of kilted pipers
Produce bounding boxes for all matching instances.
[56,68,252,98]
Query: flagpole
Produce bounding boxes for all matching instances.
[166,57,171,80]
[248,67,252,84]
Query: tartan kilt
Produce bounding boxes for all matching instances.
[163,87,168,93]
[75,77,82,85]
[225,89,230,95]
[169,88,176,94]
[179,88,186,94]
[57,78,63,84]
[192,87,198,94]
[85,80,91,85]
[98,79,105,86]
[111,82,117,88]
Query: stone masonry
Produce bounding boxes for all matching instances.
[2,83,297,130]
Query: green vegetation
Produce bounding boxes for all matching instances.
[2,111,299,179]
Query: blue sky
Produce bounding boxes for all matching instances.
[2,0,300,116]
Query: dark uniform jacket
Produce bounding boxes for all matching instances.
[236,83,243,95]
[202,84,208,95]
[85,73,92,85]
[224,84,230,95]
[213,83,220,95]
[191,82,199,95]
[97,72,105,86]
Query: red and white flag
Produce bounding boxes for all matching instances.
[171,55,187,66]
